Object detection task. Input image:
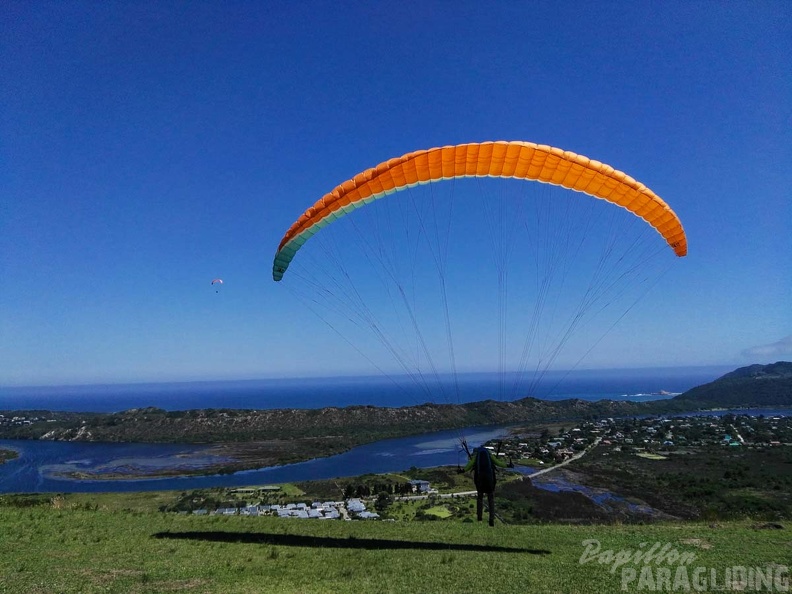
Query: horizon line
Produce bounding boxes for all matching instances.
[0,363,747,391]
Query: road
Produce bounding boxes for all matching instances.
[730,424,745,444]
[527,436,602,479]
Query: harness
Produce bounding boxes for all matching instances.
[474,448,496,493]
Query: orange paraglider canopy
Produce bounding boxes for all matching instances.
[273,141,686,281]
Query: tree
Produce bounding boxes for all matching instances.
[375,492,392,513]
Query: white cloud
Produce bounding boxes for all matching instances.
[741,335,792,360]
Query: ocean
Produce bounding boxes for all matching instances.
[0,366,733,413]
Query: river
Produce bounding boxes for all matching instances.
[0,426,509,494]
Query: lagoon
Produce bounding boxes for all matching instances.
[0,426,509,494]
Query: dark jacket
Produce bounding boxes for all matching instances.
[464,447,507,493]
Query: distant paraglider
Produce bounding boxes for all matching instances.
[211,278,223,293]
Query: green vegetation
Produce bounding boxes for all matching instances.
[0,400,652,445]
[0,494,788,594]
[636,452,668,460]
[423,505,452,518]
[0,447,19,464]
[675,361,792,407]
[402,466,482,491]
[569,443,792,520]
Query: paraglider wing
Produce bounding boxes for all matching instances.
[272,141,687,281]
[211,279,223,285]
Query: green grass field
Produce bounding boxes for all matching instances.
[1,497,789,593]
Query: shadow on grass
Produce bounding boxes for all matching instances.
[153,530,550,554]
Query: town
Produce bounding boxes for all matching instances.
[0,413,56,427]
[166,479,436,521]
[491,412,792,466]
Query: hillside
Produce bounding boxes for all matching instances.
[673,361,792,407]
[0,398,649,443]
[0,497,788,594]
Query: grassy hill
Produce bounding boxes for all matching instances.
[0,494,788,593]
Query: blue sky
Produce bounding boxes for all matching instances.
[2,1,790,386]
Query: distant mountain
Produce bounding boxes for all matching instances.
[673,361,792,407]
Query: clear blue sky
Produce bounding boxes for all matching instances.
[2,1,790,386]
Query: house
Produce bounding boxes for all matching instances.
[358,511,380,520]
[346,499,366,513]
[409,480,430,493]
[555,448,574,460]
